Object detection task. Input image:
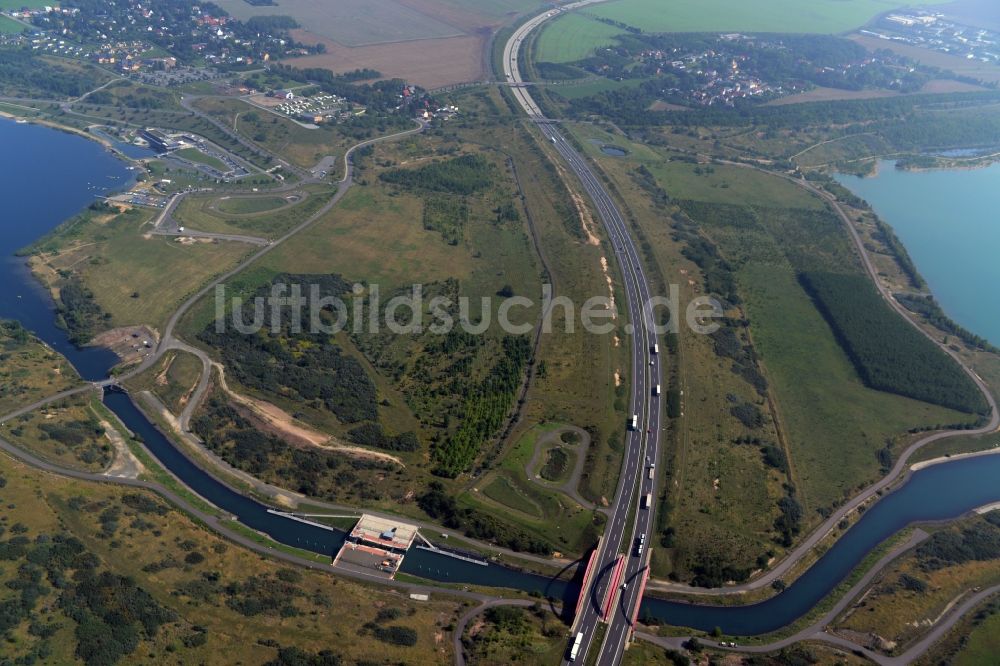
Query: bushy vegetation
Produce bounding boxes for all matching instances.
[199,274,377,424]
[193,397,395,502]
[0,521,175,666]
[799,272,987,414]
[418,482,552,554]
[917,512,1000,571]
[896,293,998,354]
[380,155,494,195]
[55,276,108,346]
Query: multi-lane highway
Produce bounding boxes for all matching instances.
[503,6,663,665]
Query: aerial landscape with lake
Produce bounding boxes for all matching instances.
[4,0,1000,664]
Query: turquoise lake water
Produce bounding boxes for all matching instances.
[835,161,1000,345]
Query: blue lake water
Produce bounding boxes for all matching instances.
[835,161,1000,346]
[0,118,133,378]
[5,118,1000,636]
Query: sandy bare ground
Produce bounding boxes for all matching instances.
[100,418,144,479]
[212,365,405,467]
[90,325,159,363]
[285,30,487,89]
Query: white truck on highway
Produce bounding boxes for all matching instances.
[629,414,638,430]
[568,631,583,661]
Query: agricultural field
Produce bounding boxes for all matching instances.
[213,0,463,47]
[0,442,461,664]
[534,12,623,63]
[590,0,942,35]
[536,0,943,63]
[0,320,79,415]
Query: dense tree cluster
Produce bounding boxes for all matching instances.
[569,87,1000,131]
[432,335,532,477]
[199,274,377,424]
[0,50,103,98]
[917,512,1000,571]
[54,277,108,345]
[799,272,987,414]
[896,293,997,353]
[380,155,495,195]
[346,423,418,452]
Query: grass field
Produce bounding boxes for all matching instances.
[126,349,203,416]
[29,205,251,333]
[737,262,968,515]
[0,321,79,415]
[174,146,228,172]
[0,14,23,32]
[464,422,602,554]
[172,187,330,238]
[946,607,1000,665]
[566,123,790,579]
[214,195,289,215]
[547,77,648,100]
[0,0,48,8]
[563,119,978,580]
[647,162,824,209]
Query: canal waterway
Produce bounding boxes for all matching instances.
[4,118,1000,636]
